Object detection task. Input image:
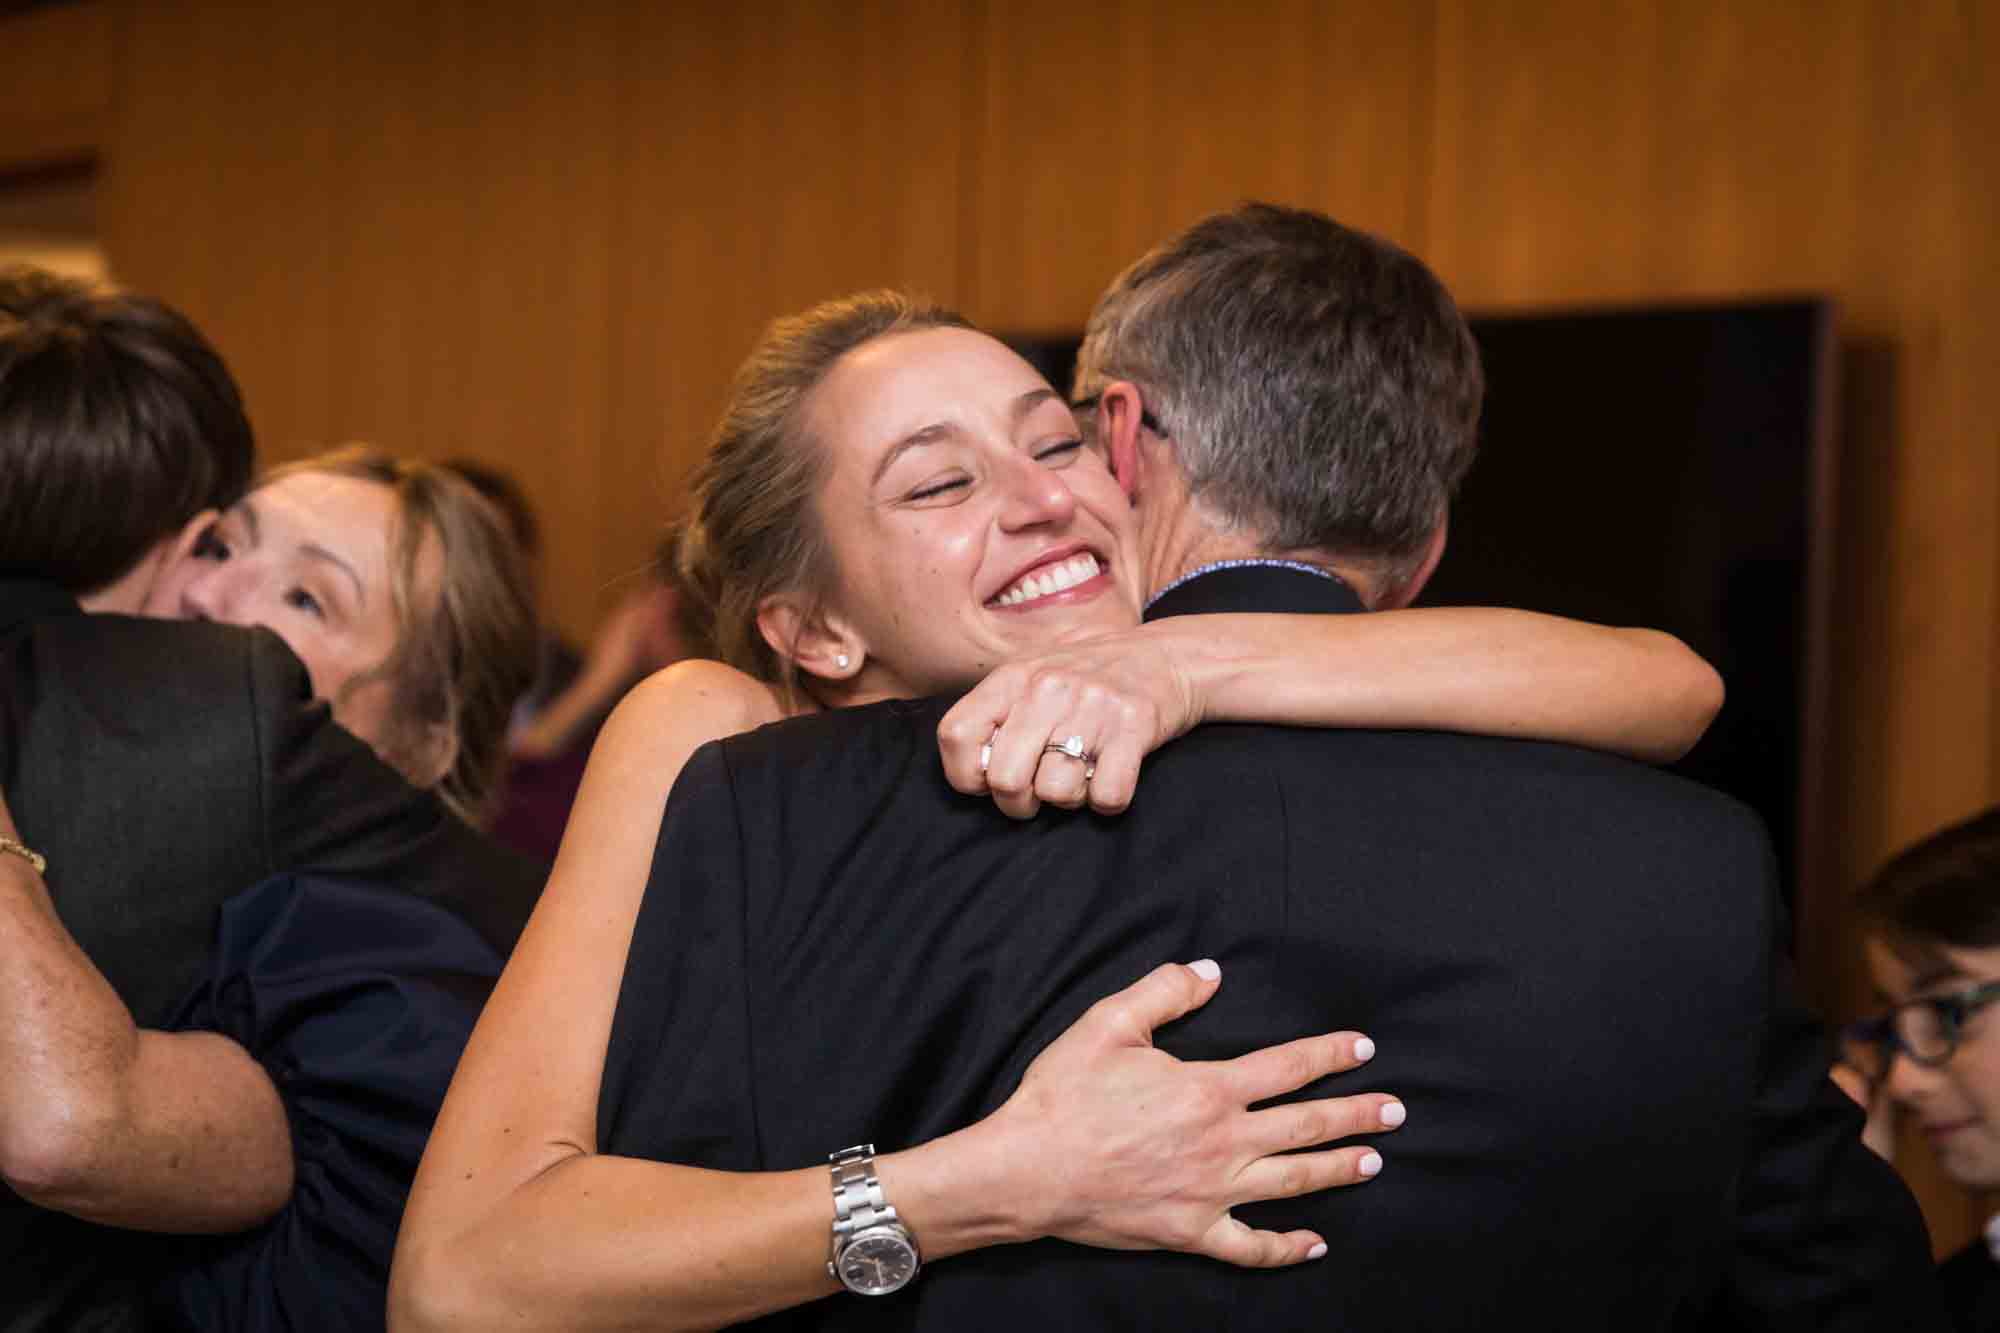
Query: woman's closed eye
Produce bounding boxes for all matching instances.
[1032,437,1085,467]
[904,473,973,503]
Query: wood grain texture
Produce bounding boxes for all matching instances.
[965,0,1432,332]
[0,2,116,172]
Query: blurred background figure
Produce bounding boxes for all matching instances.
[1844,808,2000,1330]
[444,449,698,861]
[438,457,586,732]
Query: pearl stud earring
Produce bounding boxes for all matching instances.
[836,653,851,671]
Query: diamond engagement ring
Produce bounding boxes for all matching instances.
[1043,734,1091,762]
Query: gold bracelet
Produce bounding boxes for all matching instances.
[0,836,46,875]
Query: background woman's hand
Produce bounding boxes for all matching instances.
[939,626,1202,819]
[979,960,1402,1267]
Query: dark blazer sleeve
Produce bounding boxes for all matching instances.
[245,630,544,954]
[1717,881,1947,1328]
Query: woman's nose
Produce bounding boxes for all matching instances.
[1881,1046,1944,1108]
[997,453,1077,531]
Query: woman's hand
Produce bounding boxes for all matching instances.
[940,608,1726,821]
[939,628,1200,819]
[957,960,1402,1267]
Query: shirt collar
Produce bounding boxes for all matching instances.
[1142,559,1364,622]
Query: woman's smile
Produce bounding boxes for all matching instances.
[988,549,1112,610]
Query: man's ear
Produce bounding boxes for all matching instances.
[1095,381,1148,501]
[1380,515,1449,610]
[755,593,866,682]
[135,508,220,616]
[165,509,218,568]
[78,508,220,616]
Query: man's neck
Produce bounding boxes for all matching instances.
[75,548,168,615]
[1139,499,1381,609]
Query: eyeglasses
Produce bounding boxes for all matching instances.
[1069,393,1167,438]
[1840,979,2000,1083]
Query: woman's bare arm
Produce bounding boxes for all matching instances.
[392,660,1399,1333]
[944,608,1723,817]
[0,793,292,1232]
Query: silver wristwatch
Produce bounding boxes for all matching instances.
[827,1143,921,1296]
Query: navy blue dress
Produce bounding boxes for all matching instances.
[148,873,505,1332]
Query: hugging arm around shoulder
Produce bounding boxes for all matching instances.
[0,830,293,1233]
[1155,609,1723,763]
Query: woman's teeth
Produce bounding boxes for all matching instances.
[994,553,1101,607]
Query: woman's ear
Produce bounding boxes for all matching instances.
[399,720,461,793]
[756,593,865,681]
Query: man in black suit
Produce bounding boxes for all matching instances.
[0,269,540,1329]
[597,205,1941,1327]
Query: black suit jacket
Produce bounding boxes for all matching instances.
[1938,1237,2000,1332]
[0,577,544,1331]
[599,566,1942,1330]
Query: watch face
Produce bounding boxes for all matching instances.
[837,1228,918,1295]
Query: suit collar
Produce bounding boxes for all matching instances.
[1142,562,1365,621]
[0,577,82,637]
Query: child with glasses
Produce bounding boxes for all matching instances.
[1846,805,2000,1327]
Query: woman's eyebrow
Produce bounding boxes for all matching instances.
[871,422,953,487]
[1010,387,1060,425]
[298,542,367,606]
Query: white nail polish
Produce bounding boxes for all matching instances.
[1188,958,1221,982]
[1380,1101,1406,1127]
[1358,1151,1383,1177]
[1353,1036,1376,1062]
[1306,1242,1328,1260]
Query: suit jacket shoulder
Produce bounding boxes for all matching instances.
[3,604,540,1021]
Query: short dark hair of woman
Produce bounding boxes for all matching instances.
[1856,806,2000,964]
[0,266,255,593]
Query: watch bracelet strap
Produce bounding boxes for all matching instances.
[829,1144,901,1245]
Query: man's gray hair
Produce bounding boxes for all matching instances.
[1072,203,1483,584]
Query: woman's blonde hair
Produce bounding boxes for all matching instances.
[678,290,972,702]
[258,446,538,824]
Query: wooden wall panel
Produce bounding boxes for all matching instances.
[100,2,342,452]
[603,0,969,586]
[0,2,116,172]
[94,0,966,638]
[966,0,1432,333]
